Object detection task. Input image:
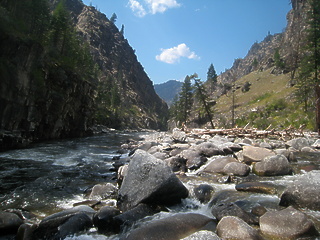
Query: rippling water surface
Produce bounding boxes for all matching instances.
[0,132,142,217]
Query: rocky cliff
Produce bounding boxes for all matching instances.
[0,0,168,150]
[216,0,308,92]
[58,0,168,130]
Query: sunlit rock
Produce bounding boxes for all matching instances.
[117,150,188,211]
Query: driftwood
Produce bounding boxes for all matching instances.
[186,126,318,141]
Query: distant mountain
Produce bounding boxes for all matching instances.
[154,80,183,106]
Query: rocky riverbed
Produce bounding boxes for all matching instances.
[1,129,320,239]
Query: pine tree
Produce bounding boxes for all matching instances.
[177,75,193,125]
[110,13,117,24]
[297,0,320,133]
[192,74,215,129]
[207,63,218,92]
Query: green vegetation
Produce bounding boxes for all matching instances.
[208,68,315,130]
[296,0,320,133]
[170,75,193,125]
[207,63,218,92]
[274,49,285,69]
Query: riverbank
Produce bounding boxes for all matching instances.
[1,128,320,239]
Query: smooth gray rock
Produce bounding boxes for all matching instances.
[201,157,238,174]
[260,206,319,239]
[117,150,189,211]
[242,146,275,164]
[217,216,262,240]
[222,162,250,176]
[252,154,292,176]
[286,137,311,151]
[121,213,215,240]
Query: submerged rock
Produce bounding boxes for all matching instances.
[260,206,319,239]
[193,184,215,203]
[121,213,215,240]
[117,150,189,211]
[235,181,279,194]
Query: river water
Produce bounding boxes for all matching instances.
[1,132,320,239]
[0,132,143,217]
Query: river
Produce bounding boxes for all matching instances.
[1,132,320,239]
[0,132,142,217]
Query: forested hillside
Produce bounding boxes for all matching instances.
[0,0,168,150]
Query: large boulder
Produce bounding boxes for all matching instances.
[217,216,262,240]
[260,206,318,239]
[121,213,215,240]
[242,146,275,164]
[117,150,189,211]
[280,170,320,210]
[252,154,292,176]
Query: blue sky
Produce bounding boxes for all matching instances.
[82,0,292,84]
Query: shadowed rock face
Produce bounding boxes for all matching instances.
[0,0,168,150]
[67,0,168,130]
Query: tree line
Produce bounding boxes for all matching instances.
[170,64,217,129]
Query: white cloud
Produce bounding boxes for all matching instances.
[145,0,181,14]
[156,43,200,64]
[128,0,147,17]
[128,0,180,17]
